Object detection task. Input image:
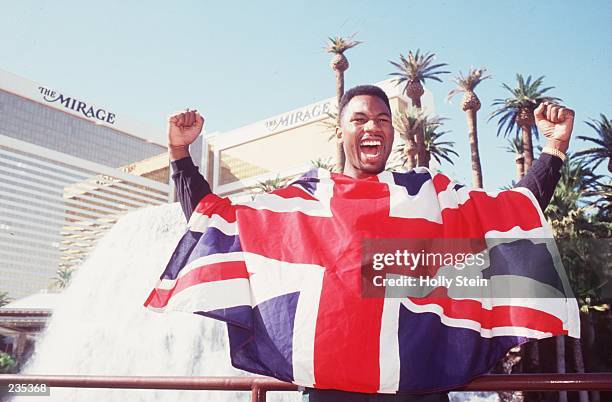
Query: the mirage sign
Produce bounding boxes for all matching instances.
[37,86,116,124]
[264,101,333,132]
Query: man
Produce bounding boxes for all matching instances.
[169,85,571,218]
[164,85,574,402]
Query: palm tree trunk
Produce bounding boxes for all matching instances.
[466,109,483,187]
[336,140,345,172]
[583,312,600,402]
[515,155,525,180]
[523,342,541,402]
[571,333,589,402]
[557,335,568,402]
[416,124,427,167]
[405,137,417,170]
[521,125,534,172]
[526,341,539,368]
[498,347,523,402]
[335,70,344,104]
[405,156,416,170]
[411,97,428,167]
[423,150,431,168]
[335,70,346,172]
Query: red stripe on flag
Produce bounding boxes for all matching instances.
[145,261,248,309]
[237,210,340,265]
[271,186,319,201]
[311,179,389,393]
[430,173,543,235]
[194,194,237,222]
[313,273,385,393]
[432,173,452,194]
[409,294,565,334]
[235,187,542,266]
[439,191,543,236]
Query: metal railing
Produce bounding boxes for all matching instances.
[1,373,611,402]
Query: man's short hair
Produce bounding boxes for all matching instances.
[338,85,391,121]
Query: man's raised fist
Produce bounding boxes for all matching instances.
[168,109,205,148]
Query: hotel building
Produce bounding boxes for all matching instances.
[0,69,171,299]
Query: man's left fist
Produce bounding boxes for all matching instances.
[534,101,575,153]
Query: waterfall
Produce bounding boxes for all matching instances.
[11,202,497,402]
[12,203,297,402]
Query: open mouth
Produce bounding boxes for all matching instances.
[359,138,384,163]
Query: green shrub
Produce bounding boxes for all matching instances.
[0,351,16,374]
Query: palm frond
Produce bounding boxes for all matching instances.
[325,34,362,54]
[251,175,287,194]
[310,157,337,172]
[447,67,491,102]
[574,114,612,171]
[394,108,455,165]
[318,110,339,141]
[489,74,560,138]
[502,137,523,154]
[388,49,450,85]
[0,291,11,308]
[425,125,458,165]
[500,180,518,190]
[546,156,606,223]
[53,267,74,290]
[446,88,465,102]
[393,106,427,137]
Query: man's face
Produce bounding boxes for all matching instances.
[338,95,394,178]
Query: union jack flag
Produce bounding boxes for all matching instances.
[145,168,580,393]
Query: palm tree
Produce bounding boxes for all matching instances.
[321,110,340,142]
[251,176,287,194]
[385,159,404,172]
[53,267,74,290]
[546,158,602,222]
[395,112,457,168]
[574,114,612,173]
[310,157,336,172]
[423,117,458,167]
[0,351,17,374]
[389,50,450,166]
[587,180,611,221]
[490,74,560,172]
[546,158,608,402]
[447,68,491,188]
[0,291,11,308]
[556,336,568,402]
[503,138,525,180]
[393,108,423,169]
[326,35,362,172]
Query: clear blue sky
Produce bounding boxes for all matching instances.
[1,0,610,189]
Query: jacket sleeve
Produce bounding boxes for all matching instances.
[171,157,212,221]
[515,153,564,210]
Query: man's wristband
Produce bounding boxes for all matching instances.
[542,146,567,162]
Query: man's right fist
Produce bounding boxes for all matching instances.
[168,109,205,148]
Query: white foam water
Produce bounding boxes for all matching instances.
[12,203,297,402]
[12,203,497,402]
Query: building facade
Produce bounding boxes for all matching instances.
[0,69,171,299]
